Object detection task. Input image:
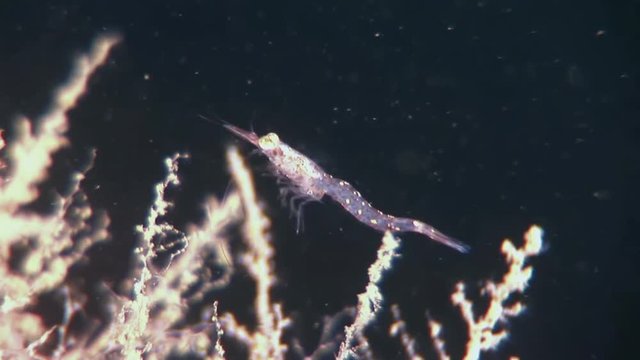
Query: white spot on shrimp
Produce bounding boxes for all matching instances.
[339,181,346,186]
[370,219,378,224]
[345,198,351,204]
[357,209,363,215]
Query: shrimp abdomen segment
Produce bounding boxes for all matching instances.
[391,218,470,253]
[325,177,469,253]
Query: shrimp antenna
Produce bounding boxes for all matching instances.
[198,113,260,147]
[249,109,258,134]
[197,113,231,127]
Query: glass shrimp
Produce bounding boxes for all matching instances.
[221,122,470,253]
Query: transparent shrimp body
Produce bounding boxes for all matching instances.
[257,133,327,201]
[222,123,469,253]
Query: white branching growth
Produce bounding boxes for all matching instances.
[0,34,119,210]
[390,304,424,360]
[0,34,119,358]
[0,33,119,316]
[115,152,190,358]
[422,226,544,360]
[109,151,245,359]
[338,231,401,359]
[222,147,291,360]
[0,34,544,359]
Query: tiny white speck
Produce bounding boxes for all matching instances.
[370,219,378,224]
[357,209,363,215]
[143,73,151,80]
[345,198,351,204]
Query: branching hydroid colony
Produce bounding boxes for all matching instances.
[0,34,542,360]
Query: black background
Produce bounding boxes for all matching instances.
[1,0,638,358]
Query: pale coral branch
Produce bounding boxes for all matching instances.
[226,146,291,360]
[211,301,226,359]
[106,150,241,359]
[0,31,546,360]
[390,304,425,360]
[115,152,189,359]
[165,193,240,302]
[451,225,544,360]
[0,34,118,318]
[337,231,401,359]
[427,317,450,360]
[0,33,120,211]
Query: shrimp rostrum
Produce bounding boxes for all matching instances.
[222,122,470,253]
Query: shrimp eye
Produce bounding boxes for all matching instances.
[258,133,280,150]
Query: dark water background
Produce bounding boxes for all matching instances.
[1,0,638,358]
